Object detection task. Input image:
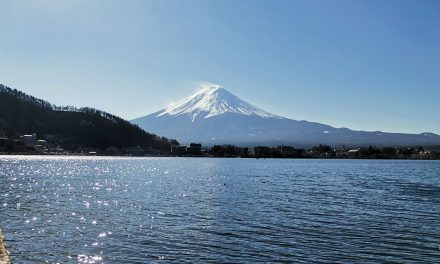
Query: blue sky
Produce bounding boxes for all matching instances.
[1,0,439,134]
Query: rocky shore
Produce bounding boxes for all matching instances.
[0,229,10,264]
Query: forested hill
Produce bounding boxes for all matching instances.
[0,84,178,152]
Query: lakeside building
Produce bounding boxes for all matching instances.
[171,145,187,156]
[21,133,37,148]
[171,143,203,156]
[347,148,360,157]
[187,143,202,155]
[35,139,47,152]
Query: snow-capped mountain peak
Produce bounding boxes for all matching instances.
[156,85,282,121]
[131,84,440,146]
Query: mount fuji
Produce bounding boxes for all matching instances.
[131,85,440,147]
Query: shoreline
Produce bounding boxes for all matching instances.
[0,229,10,264]
[0,153,439,161]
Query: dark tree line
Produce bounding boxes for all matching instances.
[204,144,439,159]
[0,84,178,152]
[210,145,250,157]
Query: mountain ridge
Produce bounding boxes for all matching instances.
[0,84,177,152]
[132,85,440,147]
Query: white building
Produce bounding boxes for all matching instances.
[22,133,37,147]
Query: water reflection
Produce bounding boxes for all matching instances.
[0,156,439,263]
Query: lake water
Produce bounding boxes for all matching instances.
[0,156,439,263]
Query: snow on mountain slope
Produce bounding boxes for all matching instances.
[131,85,440,146]
[155,85,282,121]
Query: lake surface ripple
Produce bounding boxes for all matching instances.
[1,156,439,263]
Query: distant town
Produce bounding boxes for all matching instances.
[1,133,439,160]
